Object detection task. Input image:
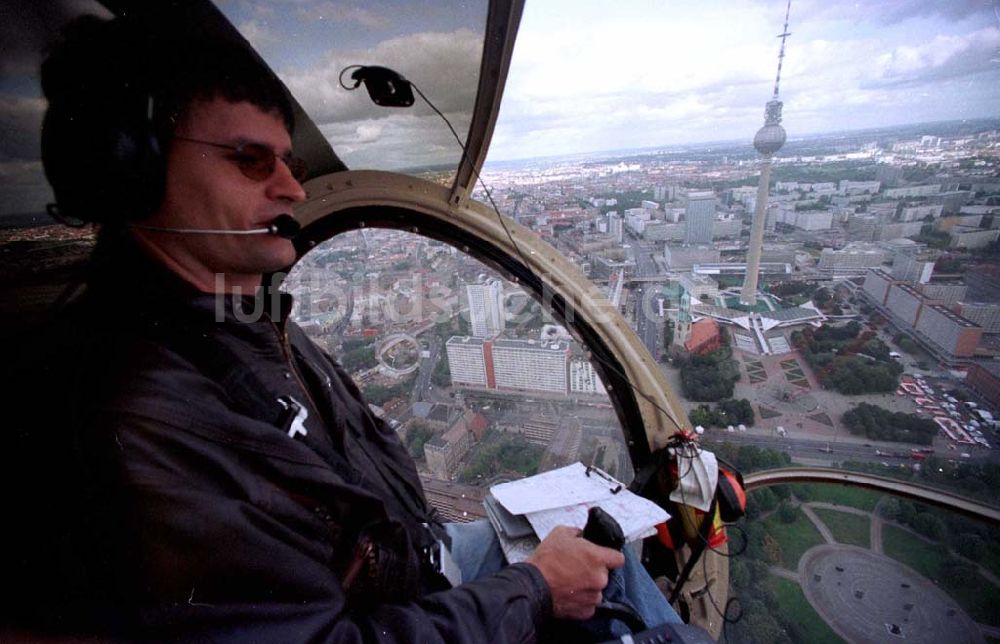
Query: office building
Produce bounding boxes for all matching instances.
[918,283,967,306]
[950,228,999,249]
[877,221,923,241]
[684,191,716,245]
[900,204,943,222]
[607,213,623,243]
[886,283,930,328]
[839,180,881,195]
[885,185,941,199]
[569,359,607,395]
[816,244,886,277]
[491,339,569,394]
[467,279,504,338]
[966,361,1000,409]
[953,302,1000,334]
[712,219,742,238]
[445,336,490,387]
[862,268,895,306]
[663,246,720,271]
[913,304,982,359]
[891,256,934,283]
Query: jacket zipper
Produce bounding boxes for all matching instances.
[269,318,322,417]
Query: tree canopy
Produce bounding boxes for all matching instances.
[842,403,937,444]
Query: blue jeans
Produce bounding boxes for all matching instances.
[445,520,682,636]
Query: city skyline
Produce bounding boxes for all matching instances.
[1,1,998,217]
[219,0,1000,168]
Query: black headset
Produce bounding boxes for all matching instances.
[40,15,168,228]
[42,89,167,228]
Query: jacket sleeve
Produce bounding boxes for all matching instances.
[102,402,552,644]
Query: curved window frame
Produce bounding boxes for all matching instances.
[271,169,691,467]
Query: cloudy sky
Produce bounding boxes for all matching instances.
[1,0,999,216]
[220,0,1000,168]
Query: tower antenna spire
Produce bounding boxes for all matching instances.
[740,0,792,307]
[773,0,792,99]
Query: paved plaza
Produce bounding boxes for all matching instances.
[799,545,984,644]
[730,348,919,442]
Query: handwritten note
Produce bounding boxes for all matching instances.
[488,462,670,549]
[525,491,669,542]
[490,462,620,515]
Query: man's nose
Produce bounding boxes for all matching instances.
[268,159,307,202]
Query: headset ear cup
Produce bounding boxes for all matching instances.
[111,114,166,222]
[41,98,166,226]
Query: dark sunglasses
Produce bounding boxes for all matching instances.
[173,135,308,182]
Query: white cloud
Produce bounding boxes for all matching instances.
[278,27,482,167]
[869,28,1000,85]
[483,0,1000,161]
[237,19,281,51]
[295,1,389,29]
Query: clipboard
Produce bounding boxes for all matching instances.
[483,494,534,540]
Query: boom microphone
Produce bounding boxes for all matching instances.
[133,214,301,239]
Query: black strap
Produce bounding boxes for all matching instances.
[669,495,717,604]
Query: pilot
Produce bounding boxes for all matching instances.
[4,13,680,642]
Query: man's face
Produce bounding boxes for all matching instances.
[135,97,306,292]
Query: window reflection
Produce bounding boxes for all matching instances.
[286,228,633,521]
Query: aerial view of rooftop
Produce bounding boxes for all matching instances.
[2,0,999,642]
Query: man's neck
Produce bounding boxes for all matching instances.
[131,232,262,294]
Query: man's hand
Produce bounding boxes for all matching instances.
[526,525,625,620]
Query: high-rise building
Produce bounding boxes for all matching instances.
[491,339,569,394]
[741,0,791,305]
[607,213,624,243]
[683,191,716,244]
[466,278,504,338]
[913,305,982,359]
[816,244,886,277]
[445,336,491,387]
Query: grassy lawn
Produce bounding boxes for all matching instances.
[767,576,844,644]
[762,508,825,570]
[812,507,869,549]
[883,524,1000,627]
[799,484,881,512]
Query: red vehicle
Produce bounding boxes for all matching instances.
[910,452,927,461]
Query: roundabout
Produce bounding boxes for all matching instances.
[376,333,421,376]
[798,544,984,644]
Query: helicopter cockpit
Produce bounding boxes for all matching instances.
[3,1,1000,643]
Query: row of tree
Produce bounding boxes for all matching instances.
[842,402,937,444]
[688,398,755,429]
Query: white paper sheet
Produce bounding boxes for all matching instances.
[524,490,669,543]
[490,462,621,515]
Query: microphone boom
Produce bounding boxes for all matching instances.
[133,214,300,239]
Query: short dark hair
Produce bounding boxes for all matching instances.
[40,15,296,225]
[42,15,295,138]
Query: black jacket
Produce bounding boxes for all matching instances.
[3,240,551,642]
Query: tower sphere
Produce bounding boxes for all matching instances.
[754,123,786,156]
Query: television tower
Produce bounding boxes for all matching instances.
[740,0,791,306]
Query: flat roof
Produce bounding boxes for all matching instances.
[492,338,568,351]
[892,283,925,298]
[927,304,980,329]
[446,336,486,346]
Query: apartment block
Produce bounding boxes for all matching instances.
[862,268,895,307]
[885,283,929,328]
[913,304,982,358]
